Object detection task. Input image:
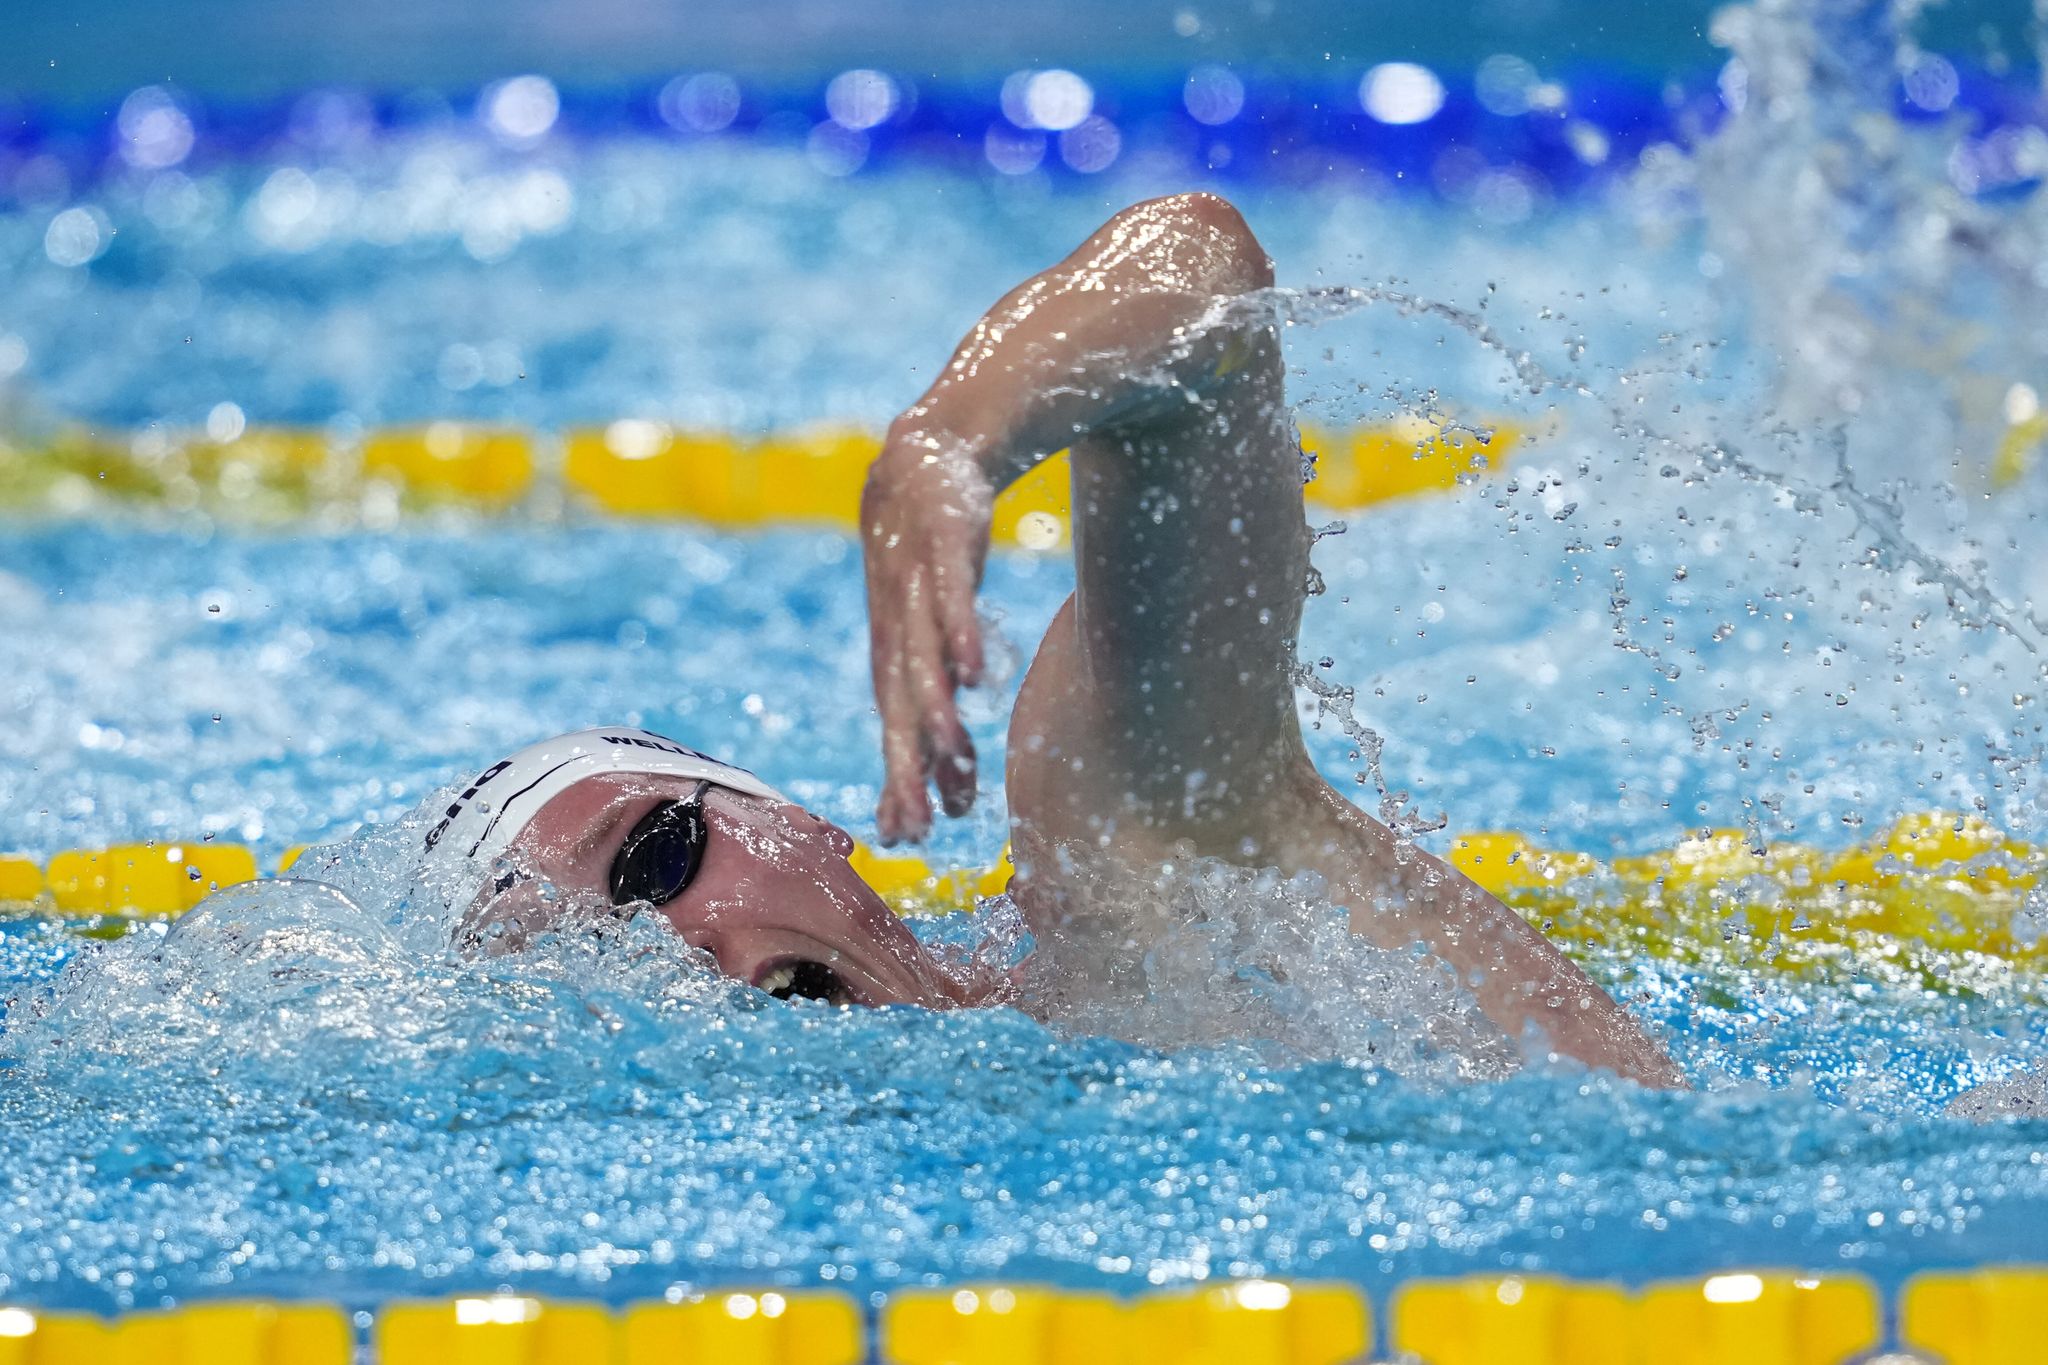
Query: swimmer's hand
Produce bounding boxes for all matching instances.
[862,430,995,843]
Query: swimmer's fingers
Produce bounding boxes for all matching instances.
[862,442,992,841]
[875,567,978,839]
[877,765,931,847]
[930,526,986,689]
[908,598,978,820]
[875,664,932,844]
[869,562,933,845]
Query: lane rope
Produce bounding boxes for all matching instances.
[0,1266,2033,1362]
[0,416,1524,542]
[3,810,2039,965]
[6,418,2037,958]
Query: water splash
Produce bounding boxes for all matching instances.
[0,802,748,1097]
[1291,658,1450,840]
[1005,850,1516,1082]
[1233,206,2048,841]
[1269,278,2044,650]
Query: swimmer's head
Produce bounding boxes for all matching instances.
[421,728,973,1009]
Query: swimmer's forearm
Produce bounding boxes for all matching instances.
[1289,782,1684,1088]
[894,293,1229,487]
[891,196,1272,491]
[862,194,1284,844]
[1411,872,1686,1090]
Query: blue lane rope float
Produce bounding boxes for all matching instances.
[3,62,2039,204]
[0,66,1699,204]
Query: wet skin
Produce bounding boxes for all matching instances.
[859,191,1685,1087]
[480,772,971,1009]
[473,192,1680,1087]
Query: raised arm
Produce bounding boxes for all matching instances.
[861,192,1304,846]
[862,194,1683,1088]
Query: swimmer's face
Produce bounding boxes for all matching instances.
[479,772,970,1009]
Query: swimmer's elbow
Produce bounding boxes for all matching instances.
[1117,192,1274,297]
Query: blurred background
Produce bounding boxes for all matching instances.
[5,0,2033,100]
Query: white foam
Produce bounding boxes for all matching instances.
[1003,847,1518,1084]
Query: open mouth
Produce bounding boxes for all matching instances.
[754,957,857,1006]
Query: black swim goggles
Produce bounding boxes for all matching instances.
[607,782,711,909]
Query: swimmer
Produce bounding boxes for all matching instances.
[428,193,1683,1089]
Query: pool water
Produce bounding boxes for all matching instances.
[3,0,2048,1318]
[0,827,2043,1310]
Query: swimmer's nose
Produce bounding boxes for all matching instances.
[792,806,857,858]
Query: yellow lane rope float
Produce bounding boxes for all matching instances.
[3,811,2041,971]
[4,415,2038,965]
[0,417,1522,543]
[1993,410,2046,488]
[0,1266,2039,1363]
[1447,812,2046,967]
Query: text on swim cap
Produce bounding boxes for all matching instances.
[602,731,763,778]
[423,759,512,851]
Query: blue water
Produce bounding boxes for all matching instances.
[4,0,2048,1321]
[1,492,2043,1310]
[0,861,2042,1313]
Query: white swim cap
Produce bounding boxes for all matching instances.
[420,727,787,897]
